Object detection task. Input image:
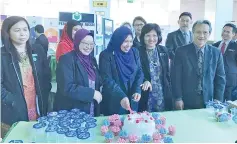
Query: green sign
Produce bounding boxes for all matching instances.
[72,12,82,21]
[127,0,134,3]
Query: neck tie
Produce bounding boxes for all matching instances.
[184,32,189,44]
[197,50,204,94]
[220,42,226,54]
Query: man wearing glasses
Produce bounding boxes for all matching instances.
[172,20,226,110]
[132,16,147,48]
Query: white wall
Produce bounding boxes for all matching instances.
[180,0,205,22]
[233,0,237,22]
[2,0,90,18]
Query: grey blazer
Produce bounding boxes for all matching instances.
[165,29,193,60]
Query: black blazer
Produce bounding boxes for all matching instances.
[35,34,49,55]
[99,48,144,116]
[1,44,51,125]
[133,37,141,48]
[213,41,237,87]
[54,51,101,116]
[165,29,193,60]
[172,43,226,109]
[138,45,172,111]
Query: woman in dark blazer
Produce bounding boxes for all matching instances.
[138,23,172,112]
[99,26,144,116]
[1,16,51,136]
[54,29,102,116]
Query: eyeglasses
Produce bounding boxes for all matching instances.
[134,24,144,27]
[81,42,96,47]
[194,31,209,36]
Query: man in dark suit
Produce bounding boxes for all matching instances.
[213,23,237,101]
[132,16,147,48]
[165,12,193,60]
[35,24,49,55]
[233,30,237,43]
[172,20,226,110]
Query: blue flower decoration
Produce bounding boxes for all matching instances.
[102,119,110,126]
[163,137,174,143]
[232,115,237,124]
[213,104,223,110]
[9,140,23,143]
[58,110,68,114]
[217,113,230,122]
[141,134,152,143]
[159,127,167,135]
[37,116,47,122]
[104,131,114,140]
[155,119,163,125]
[152,113,160,119]
[119,130,128,139]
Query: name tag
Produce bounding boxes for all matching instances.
[228,49,235,52]
[160,53,166,56]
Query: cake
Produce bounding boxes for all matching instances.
[122,112,156,138]
[102,111,176,143]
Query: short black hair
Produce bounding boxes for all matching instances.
[223,23,237,33]
[179,12,192,20]
[140,23,162,46]
[35,24,44,33]
[132,16,147,26]
[192,20,212,33]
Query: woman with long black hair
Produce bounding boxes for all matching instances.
[1,16,51,137]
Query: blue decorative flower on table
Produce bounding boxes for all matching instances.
[58,110,68,114]
[71,108,80,113]
[141,134,152,143]
[152,113,160,119]
[56,113,66,119]
[47,117,59,122]
[48,121,59,126]
[71,114,80,119]
[47,111,58,117]
[65,130,77,137]
[159,127,167,135]
[216,113,230,122]
[232,115,237,124]
[119,130,128,139]
[163,137,174,143]
[155,119,163,125]
[104,131,114,140]
[102,119,110,126]
[45,126,57,132]
[67,112,75,116]
[9,140,23,143]
[37,116,47,123]
[73,118,84,124]
[33,122,46,129]
[56,127,69,134]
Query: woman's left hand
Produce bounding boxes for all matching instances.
[132,93,141,102]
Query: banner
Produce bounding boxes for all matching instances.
[44,18,59,43]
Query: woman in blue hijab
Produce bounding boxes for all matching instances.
[99,26,144,115]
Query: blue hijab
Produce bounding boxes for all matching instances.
[107,26,136,83]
